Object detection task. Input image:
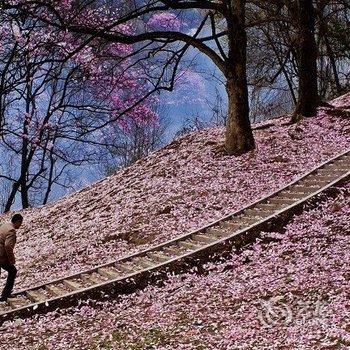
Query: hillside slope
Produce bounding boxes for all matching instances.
[0,173,348,349]
[0,94,349,292]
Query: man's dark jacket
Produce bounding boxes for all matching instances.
[0,223,17,265]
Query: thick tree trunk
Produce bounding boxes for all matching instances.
[225,0,255,155]
[292,0,319,122]
[225,78,255,156]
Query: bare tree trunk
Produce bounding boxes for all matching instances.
[316,1,342,96]
[20,144,30,209]
[225,0,255,156]
[4,182,20,212]
[292,0,319,121]
[263,27,297,105]
[20,171,29,209]
[20,81,31,209]
[42,154,55,205]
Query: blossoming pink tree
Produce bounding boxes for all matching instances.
[2,0,257,155]
[2,1,329,156]
[0,11,160,211]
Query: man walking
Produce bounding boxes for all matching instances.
[0,214,23,302]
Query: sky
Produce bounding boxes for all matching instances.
[78,48,227,184]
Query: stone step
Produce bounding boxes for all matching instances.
[7,297,30,309]
[331,166,349,172]
[234,216,261,224]
[278,191,306,200]
[291,185,319,193]
[336,158,350,167]
[242,209,273,219]
[179,240,202,251]
[162,245,187,256]
[115,263,137,275]
[227,221,258,229]
[97,266,120,279]
[26,290,46,303]
[301,179,329,187]
[337,158,350,164]
[306,174,333,181]
[192,234,216,244]
[62,279,83,291]
[315,168,348,181]
[266,197,296,205]
[317,168,346,176]
[147,252,170,263]
[134,257,156,269]
[243,207,275,217]
[318,168,346,175]
[46,284,67,297]
[219,221,245,230]
[253,203,279,212]
[0,303,10,314]
[81,272,106,285]
[206,227,230,238]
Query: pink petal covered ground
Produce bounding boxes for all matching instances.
[0,183,348,349]
[0,100,349,293]
[330,92,350,109]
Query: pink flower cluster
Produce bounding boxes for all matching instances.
[147,12,183,31]
[59,0,73,11]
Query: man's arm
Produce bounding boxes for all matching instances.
[4,229,16,265]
